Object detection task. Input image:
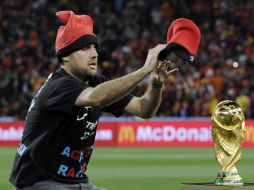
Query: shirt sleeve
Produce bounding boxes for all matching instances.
[46,77,85,114]
[102,94,134,117]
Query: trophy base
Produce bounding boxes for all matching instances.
[215,171,243,186]
[182,183,254,190]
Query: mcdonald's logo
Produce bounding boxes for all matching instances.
[118,125,135,143]
[245,126,254,143]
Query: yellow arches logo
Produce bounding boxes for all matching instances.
[118,125,135,143]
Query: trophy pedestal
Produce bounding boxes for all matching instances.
[182,183,254,190]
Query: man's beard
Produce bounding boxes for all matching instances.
[74,68,97,83]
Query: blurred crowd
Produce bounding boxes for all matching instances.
[1,0,254,119]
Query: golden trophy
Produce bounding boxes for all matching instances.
[211,100,245,186]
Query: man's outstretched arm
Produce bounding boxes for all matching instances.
[75,44,167,107]
[124,60,178,118]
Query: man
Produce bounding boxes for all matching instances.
[10,11,200,190]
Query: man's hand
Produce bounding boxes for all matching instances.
[143,44,167,73]
[151,60,178,85]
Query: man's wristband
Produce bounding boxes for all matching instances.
[151,80,163,88]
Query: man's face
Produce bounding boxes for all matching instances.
[64,44,98,78]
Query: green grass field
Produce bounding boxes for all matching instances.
[0,147,253,190]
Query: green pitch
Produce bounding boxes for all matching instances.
[1,147,254,190]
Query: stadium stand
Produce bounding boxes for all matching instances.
[0,0,254,119]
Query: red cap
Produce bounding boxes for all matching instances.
[159,18,201,63]
[55,11,98,58]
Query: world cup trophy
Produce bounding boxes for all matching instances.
[211,100,246,186]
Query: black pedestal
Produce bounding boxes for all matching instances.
[182,183,254,190]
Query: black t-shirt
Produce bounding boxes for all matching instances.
[9,68,133,188]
